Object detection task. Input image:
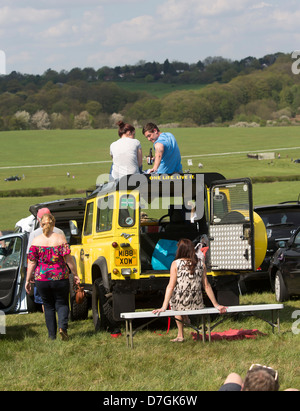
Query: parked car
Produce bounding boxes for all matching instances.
[239,199,300,292]
[269,226,300,301]
[4,176,21,181]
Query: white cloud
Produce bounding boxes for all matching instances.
[0,6,62,26]
[88,46,144,68]
[103,15,157,47]
[1,0,299,74]
[251,2,274,10]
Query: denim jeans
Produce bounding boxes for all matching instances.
[35,279,69,339]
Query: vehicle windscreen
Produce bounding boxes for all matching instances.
[258,209,300,227]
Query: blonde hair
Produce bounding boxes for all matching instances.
[41,213,55,237]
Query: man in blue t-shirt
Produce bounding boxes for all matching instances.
[142,123,182,174]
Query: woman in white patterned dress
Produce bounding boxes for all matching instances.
[153,239,227,342]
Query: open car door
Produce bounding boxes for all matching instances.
[209,178,255,272]
[0,234,27,312]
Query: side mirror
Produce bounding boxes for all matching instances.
[69,220,79,236]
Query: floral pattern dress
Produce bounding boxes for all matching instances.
[28,243,71,281]
[170,259,204,310]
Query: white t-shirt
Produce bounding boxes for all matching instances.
[110,137,141,180]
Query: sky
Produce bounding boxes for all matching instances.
[0,0,300,75]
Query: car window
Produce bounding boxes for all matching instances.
[0,237,22,268]
[83,202,94,236]
[258,209,300,227]
[119,195,136,227]
[96,196,114,232]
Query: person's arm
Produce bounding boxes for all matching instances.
[149,142,164,173]
[25,260,37,294]
[202,265,227,314]
[153,261,177,314]
[64,254,80,285]
[137,147,143,168]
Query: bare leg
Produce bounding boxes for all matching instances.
[171,315,184,342]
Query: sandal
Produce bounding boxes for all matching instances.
[170,337,185,343]
[59,328,69,341]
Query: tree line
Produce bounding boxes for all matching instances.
[0,52,299,131]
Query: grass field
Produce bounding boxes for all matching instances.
[116,82,207,98]
[0,292,299,391]
[0,127,299,391]
[1,126,300,229]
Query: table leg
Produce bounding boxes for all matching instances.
[129,320,133,349]
[277,310,280,334]
[125,320,129,348]
[202,316,206,343]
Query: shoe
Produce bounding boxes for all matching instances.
[59,328,69,341]
[170,337,184,343]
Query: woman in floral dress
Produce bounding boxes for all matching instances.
[25,213,80,340]
[153,239,227,342]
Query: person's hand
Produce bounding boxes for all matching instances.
[73,274,81,285]
[148,168,157,174]
[216,305,227,314]
[25,280,32,295]
[152,308,166,315]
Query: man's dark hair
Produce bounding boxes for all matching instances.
[142,123,160,135]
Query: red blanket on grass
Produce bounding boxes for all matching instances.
[191,329,267,341]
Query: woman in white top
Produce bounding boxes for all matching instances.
[110,121,143,180]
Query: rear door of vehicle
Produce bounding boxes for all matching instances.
[0,234,26,312]
[114,191,140,279]
[209,178,255,272]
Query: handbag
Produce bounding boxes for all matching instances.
[75,284,85,305]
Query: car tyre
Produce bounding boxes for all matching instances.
[92,278,117,332]
[275,270,289,302]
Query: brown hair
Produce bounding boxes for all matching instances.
[175,239,198,275]
[41,213,55,237]
[243,368,279,391]
[142,122,160,135]
[117,121,135,138]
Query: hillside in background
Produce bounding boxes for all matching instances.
[0,52,299,130]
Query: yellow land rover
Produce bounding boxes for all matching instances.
[59,172,267,332]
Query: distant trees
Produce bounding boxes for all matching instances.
[0,53,299,130]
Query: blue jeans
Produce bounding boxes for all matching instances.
[35,280,70,339]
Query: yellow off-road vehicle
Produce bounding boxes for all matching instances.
[27,172,267,332]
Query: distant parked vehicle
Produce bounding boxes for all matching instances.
[269,227,300,302]
[4,176,21,181]
[294,159,300,164]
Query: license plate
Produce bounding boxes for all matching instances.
[115,249,137,266]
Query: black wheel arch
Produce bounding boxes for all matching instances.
[92,257,111,292]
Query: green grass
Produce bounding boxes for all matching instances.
[0,127,299,391]
[0,292,299,391]
[1,126,299,229]
[116,82,207,98]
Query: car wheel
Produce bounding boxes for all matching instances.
[92,278,117,332]
[275,270,289,302]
